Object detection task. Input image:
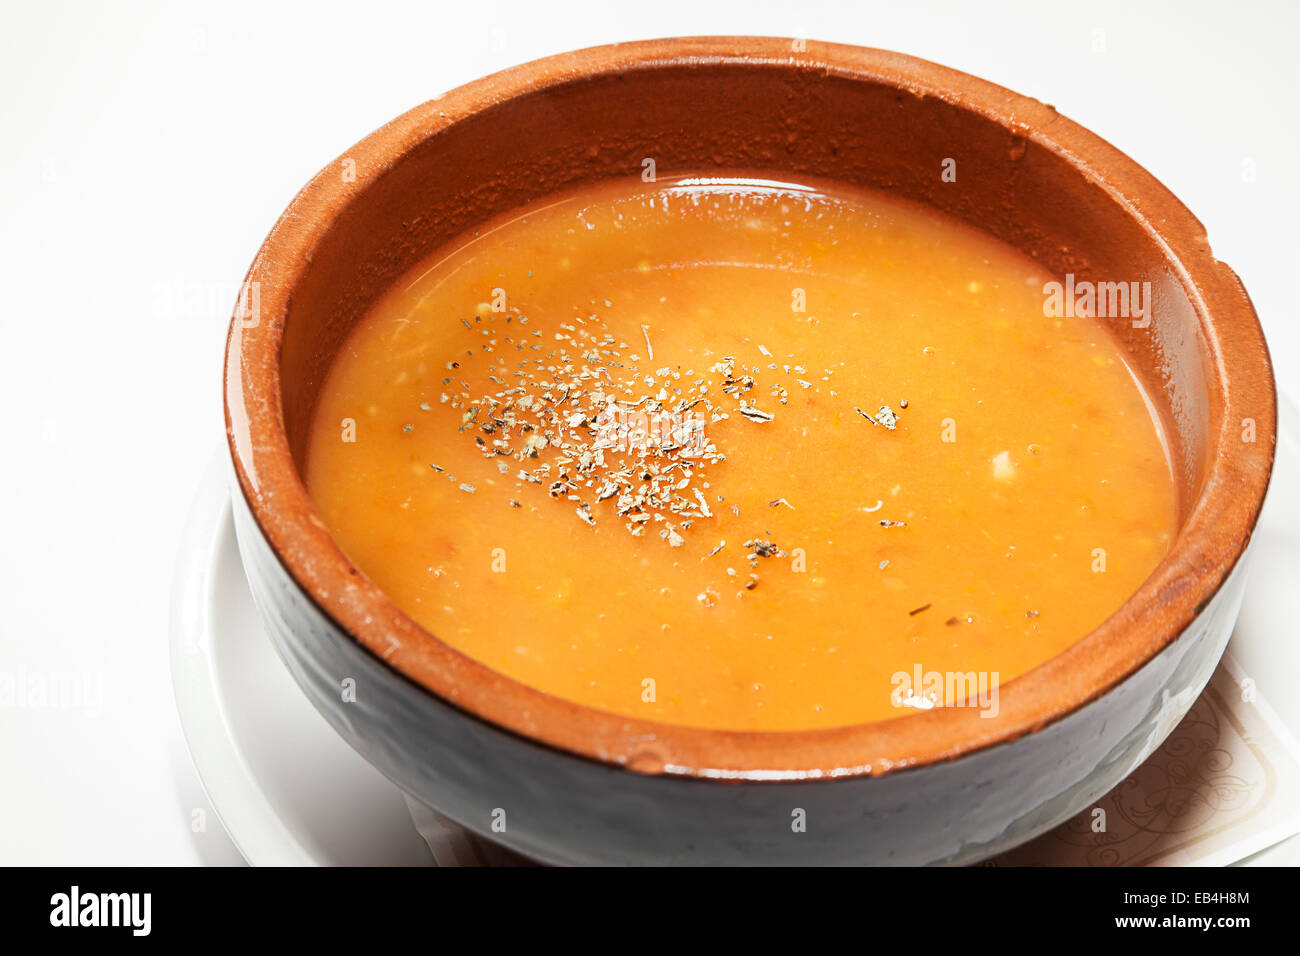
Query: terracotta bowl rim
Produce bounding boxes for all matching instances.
[224,36,1277,780]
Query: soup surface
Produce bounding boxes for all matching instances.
[305,175,1177,731]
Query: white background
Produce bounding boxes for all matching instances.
[1,0,1296,864]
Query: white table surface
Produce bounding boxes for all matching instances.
[1,0,1295,865]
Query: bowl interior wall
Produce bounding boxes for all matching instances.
[279,63,1211,516]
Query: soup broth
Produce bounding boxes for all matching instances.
[304,175,1177,731]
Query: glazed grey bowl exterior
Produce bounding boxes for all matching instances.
[231,488,1248,865]
[222,39,1276,866]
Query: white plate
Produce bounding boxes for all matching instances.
[1224,392,1300,866]
[169,456,434,866]
[171,396,1300,866]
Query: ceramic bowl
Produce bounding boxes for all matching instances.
[223,37,1276,864]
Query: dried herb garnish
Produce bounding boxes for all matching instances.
[744,537,784,558]
[438,306,803,550]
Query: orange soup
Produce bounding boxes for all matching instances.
[304,175,1178,731]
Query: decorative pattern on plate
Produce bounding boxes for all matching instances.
[987,656,1300,867]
